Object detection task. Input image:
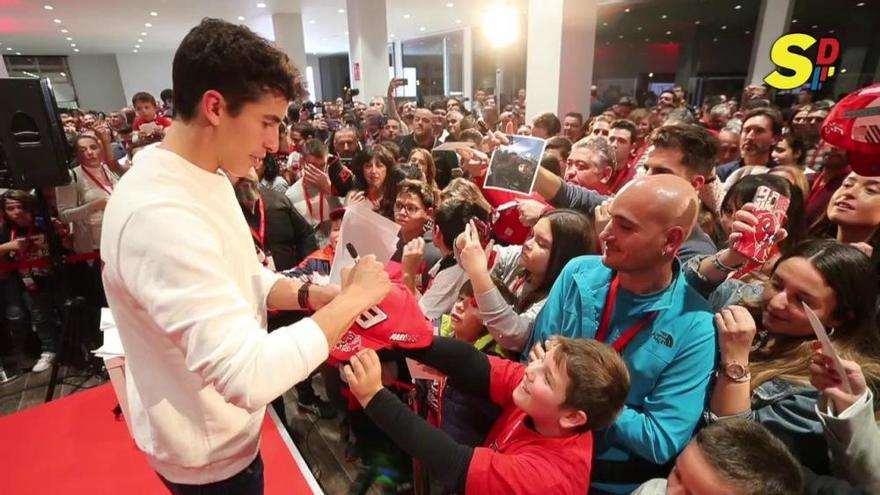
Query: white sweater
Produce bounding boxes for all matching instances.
[100,146,329,484]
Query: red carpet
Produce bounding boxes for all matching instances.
[0,384,321,494]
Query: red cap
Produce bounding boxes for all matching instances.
[329,267,433,363]
[821,83,880,176]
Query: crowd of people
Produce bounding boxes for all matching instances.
[1,17,879,495]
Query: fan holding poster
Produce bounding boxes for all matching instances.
[483,135,547,195]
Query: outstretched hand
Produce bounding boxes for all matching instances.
[343,349,385,407]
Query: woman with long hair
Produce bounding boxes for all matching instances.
[346,144,395,212]
[456,209,595,353]
[407,148,441,205]
[689,238,880,474]
[809,172,880,257]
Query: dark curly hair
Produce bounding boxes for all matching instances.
[172,18,305,122]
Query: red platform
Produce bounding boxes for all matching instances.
[0,384,322,494]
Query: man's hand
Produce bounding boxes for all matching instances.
[387,78,404,98]
[340,254,392,308]
[401,237,425,277]
[810,342,867,413]
[343,349,385,407]
[303,163,332,195]
[479,130,509,155]
[516,198,547,227]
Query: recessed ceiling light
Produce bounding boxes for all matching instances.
[841,68,848,73]
[135,45,140,48]
[66,37,72,41]
[721,25,727,29]
[665,30,672,35]
[309,19,316,24]
[419,26,426,31]
[455,19,462,24]
[256,2,266,8]
[602,22,608,26]
[694,20,701,25]
[648,72,654,78]
[15,52,21,55]
[44,5,54,10]
[344,31,349,35]
[337,8,345,13]
[447,2,454,6]
[856,2,865,6]
[137,38,143,42]
[636,26,642,30]
[237,16,245,21]
[661,14,667,19]
[713,38,719,42]
[73,48,79,52]
[403,14,411,19]
[53,18,62,23]
[734,4,742,9]
[60,72,66,77]
[624,8,630,12]
[644,38,649,41]
[141,32,147,36]
[792,19,798,23]
[812,24,818,28]
[145,22,152,27]
[150,11,158,16]
[70,43,76,47]
[745,30,751,34]
[61,28,68,33]
[5,47,12,51]
[133,49,138,53]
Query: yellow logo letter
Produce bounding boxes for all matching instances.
[764,33,817,90]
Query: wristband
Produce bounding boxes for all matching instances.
[712,254,742,273]
[298,282,313,312]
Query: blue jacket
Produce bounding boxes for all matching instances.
[530,256,717,492]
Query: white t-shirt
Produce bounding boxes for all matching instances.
[100,146,329,484]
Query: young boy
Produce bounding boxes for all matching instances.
[131,91,172,144]
[344,335,631,494]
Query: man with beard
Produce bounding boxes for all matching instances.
[717,108,782,182]
[398,108,438,158]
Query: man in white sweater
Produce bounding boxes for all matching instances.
[100,18,391,494]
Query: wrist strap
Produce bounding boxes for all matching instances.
[298,282,313,312]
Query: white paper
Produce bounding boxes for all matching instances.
[100,307,116,331]
[328,204,401,285]
[803,302,852,394]
[406,358,445,381]
[483,135,547,195]
[92,327,125,358]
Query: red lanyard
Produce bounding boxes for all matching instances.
[249,195,266,247]
[80,165,113,196]
[302,181,325,222]
[510,275,527,295]
[596,275,658,353]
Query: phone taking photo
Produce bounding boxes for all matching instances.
[732,186,789,263]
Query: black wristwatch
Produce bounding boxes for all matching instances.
[298,282,313,312]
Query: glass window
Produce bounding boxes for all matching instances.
[3,55,78,108]
[593,0,761,108]
[401,30,465,103]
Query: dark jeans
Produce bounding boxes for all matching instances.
[160,454,264,495]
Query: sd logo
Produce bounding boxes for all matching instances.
[764,33,841,91]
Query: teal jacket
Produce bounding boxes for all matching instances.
[529,256,717,492]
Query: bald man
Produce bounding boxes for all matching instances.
[529,175,717,494]
[397,107,438,158]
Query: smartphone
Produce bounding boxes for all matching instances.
[733,186,789,263]
[395,78,409,86]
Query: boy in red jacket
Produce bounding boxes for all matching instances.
[344,337,630,495]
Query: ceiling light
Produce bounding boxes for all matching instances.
[665,30,672,35]
[135,44,140,48]
[60,72,66,77]
[841,68,848,73]
[694,20,701,25]
[812,24,818,28]
[447,2,454,7]
[856,2,865,6]
[309,19,316,24]
[137,38,143,42]
[61,28,68,33]
[141,32,147,36]
[455,19,462,24]
[44,5,54,10]
[390,33,396,38]
[133,49,138,53]
[644,38,649,41]
[5,47,12,51]
[66,37,72,40]
[745,30,751,34]
[619,35,624,39]
[713,38,718,42]
[602,22,608,26]
[256,2,267,8]
[734,4,742,9]
[145,22,152,27]
[661,14,667,19]
[482,3,519,48]
[721,25,727,29]
[15,52,21,55]
[70,43,76,47]
[403,14,411,19]
[53,18,62,23]
[337,8,345,13]
[419,26,426,31]
[648,72,654,78]
[344,31,349,35]
[637,26,642,30]
[237,16,245,21]
[624,8,630,13]
[73,48,79,52]
[150,11,158,16]
[792,19,798,23]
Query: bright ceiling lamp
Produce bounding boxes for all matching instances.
[481,2,518,48]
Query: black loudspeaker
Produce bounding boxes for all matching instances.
[0,78,71,189]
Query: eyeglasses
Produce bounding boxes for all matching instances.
[393,202,423,216]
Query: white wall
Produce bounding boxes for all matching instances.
[115,52,174,106]
[66,54,127,112]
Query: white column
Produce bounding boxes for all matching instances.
[272,13,308,77]
[525,0,597,121]
[746,0,795,86]
[346,0,389,101]
[462,27,474,110]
